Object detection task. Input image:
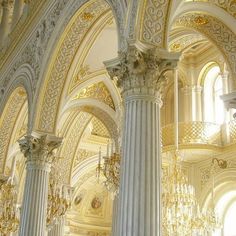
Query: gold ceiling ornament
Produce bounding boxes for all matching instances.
[96,141,120,196]
[193,16,209,25]
[81,12,95,21]
[0,176,19,236]
[170,43,182,52]
[47,164,73,227]
[74,82,115,110]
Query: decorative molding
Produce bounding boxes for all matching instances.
[73,149,97,169]
[169,34,206,52]
[91,117,110,138]
[190,0,236,19]
[140,0,172,47]
[174,13,236,79]
[37,1,110,133]
[74,82,115,110]
[0,88,26,172]
[57,112,92,184]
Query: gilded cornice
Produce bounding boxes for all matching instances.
[174,13,236,79]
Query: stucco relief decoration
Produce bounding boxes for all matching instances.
[91,197,102,209]
[191,0,236,18]
[73,149,97,169]
[105,45,178,95]
[174,13,236,79]
[141,0,171,47]
[0,90,26,170]
[169,34,206,52]
[74,82,115,110]
[1,0,68,92]
[38,1,110,133]
[58,112,92,183]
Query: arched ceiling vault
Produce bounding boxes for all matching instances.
[0,87,27,173]
[171,13,236,80]
[34,0,120,134]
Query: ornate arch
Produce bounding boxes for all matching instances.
[173,13,236,80]
[33,0,123,134]
[0,64,34,173]
[0,88,27,173]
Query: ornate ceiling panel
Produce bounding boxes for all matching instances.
[174,13,236,78]
[186,0,236,18]
[72,149,97,170]
[169,34,206,52]
[73,82,115,110]
[37,0,110,133]
[57,111,92,184]
[0,88,26,172]
[91,117,110,138]
[139,0,172,47]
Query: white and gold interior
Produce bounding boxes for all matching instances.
[0,0,236,235]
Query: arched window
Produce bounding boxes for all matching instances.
[224,201,236,236]
[203,65,224,124]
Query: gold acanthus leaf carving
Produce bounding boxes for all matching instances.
[74,82,115,110]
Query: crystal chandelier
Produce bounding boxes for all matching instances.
[162,152,200,236]
[47,166,72,227]
[162,152,224,236]
[96,141,120,194]
[0,177,19,236]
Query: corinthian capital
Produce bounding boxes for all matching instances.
[18,133,62,164]
[104,44,180,94]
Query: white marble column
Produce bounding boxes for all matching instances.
[111,196,119,236]
[105,45,179,236]
[48,217,65,236]
[18,133,62,236]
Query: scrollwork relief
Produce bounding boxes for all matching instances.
[174,13,236,79]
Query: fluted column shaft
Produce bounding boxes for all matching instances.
[19,161,50,236]
[118,90,162,236]
[18,134,62,236]
[105,45,179,236]
[48,217,65,236]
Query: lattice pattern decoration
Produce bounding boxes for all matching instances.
[162,122,222,146]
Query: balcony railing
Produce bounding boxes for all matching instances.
[162,122,222,147]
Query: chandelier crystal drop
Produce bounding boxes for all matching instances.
[162,152,223,236]
[47,165,72,227]
[96,140,120,195]
[0,177,19,236]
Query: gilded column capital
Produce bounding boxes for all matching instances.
[105,44,180,96]
[18,133,62,165]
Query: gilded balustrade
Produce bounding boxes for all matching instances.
[162,122,222,147]
[228,120,236,144]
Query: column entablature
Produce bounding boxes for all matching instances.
[105,45,180,98]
